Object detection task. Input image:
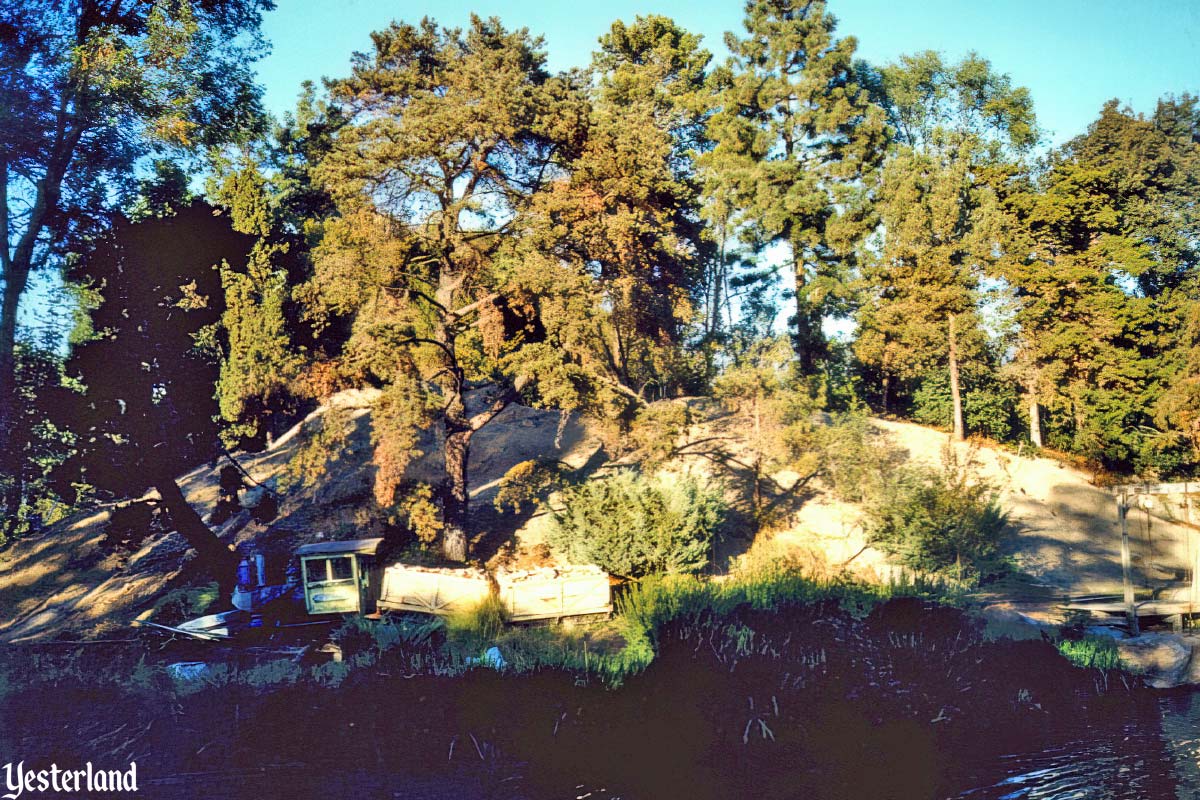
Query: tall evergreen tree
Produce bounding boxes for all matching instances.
[308,17,587,562]
[516,16,713,401]
[209,157,303,448]
[855,52,1035,440]
[1006,97,1200,471]
[703,0,887,375]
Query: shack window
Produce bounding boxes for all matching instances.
[330,556,353,581]
[304,556,355,585]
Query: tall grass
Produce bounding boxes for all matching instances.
[445,595,506,656]
[1057,635,1124,672]
[605,565,966,680]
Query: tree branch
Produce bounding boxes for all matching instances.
[468,377,526,432]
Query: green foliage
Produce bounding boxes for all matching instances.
[1057,636,1123,672]
[912,368,1022,441]
[855,51,1035,436]
[548,471,726,577]
[445,595,507,657]
[703,0,888,372]
[493,458,570,514]
[864,446,1009,582]
[304,14,712,559]
[0,341,78,542]
[816,413,907,504]
[0,0,271,527]
[394,483,445,547]
[713,337,825,508]
[627,401,692,466]
[1003,96,1200,476]
[611,564,964,680]
[209,157,304,448]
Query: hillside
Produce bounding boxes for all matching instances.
[1,393,1196,642]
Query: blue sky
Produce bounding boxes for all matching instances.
[258,0,1200,146]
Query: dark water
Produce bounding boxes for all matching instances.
[10,602,1200,800]
[124,693,1200,800]
[952,694,1200,800]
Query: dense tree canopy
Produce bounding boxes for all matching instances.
[54,204,254,579]
[704,0,887,375]
[0,0,271,532]
[6,3,1199,568]
[1005,97,1200,471]
[855,52,1035,439]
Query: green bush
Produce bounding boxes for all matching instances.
[548,471,726,577]
[864,447,1009,583]
[150,581,220,625]
[911,369,1021,442]
[817,412,906,503]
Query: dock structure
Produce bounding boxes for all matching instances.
[1081,481,1200,633]
[1065,597,1199,630]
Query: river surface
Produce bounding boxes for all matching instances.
[125,693,1200,800]
[952,693,1200,800]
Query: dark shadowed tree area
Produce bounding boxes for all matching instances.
[0,0,272,534]
[51,204,254,582]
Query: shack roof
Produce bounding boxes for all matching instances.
[295,537,384,557]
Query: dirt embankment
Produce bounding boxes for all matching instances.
[0,389,603,643]
[2,389,1194,642]
[876,420,1199,596]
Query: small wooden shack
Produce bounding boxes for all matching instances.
[296,537,383,615]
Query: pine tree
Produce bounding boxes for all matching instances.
[209,157,303,448]
[514,16,713,403]
[1005,97,1200,472]
[1003,98,1200,470]
[703,0,887,374]
[306,17,588,562]
[855,52,1035,439]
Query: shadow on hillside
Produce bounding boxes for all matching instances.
[469,445,611,565]
[1004,482,1192,596]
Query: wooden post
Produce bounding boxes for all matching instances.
[1119,492,1139,635]
[1187,483,1197,610]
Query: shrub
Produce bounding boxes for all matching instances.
[817,412,906,503]
[863,446,1009,583]
[150,581,220,625]
[548,471,726,577]
[911,369,1021,442]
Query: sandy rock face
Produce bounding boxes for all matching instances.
[1117,633,1193,688]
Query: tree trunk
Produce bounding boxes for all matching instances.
[0,268,27,535]
[948,314,965,441]
[152,476,239,590]
[442,422,470,563]
[790,238,825,376]
[1029,393,1043,449]
[793,266,821,376]
[434,257,471,564]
